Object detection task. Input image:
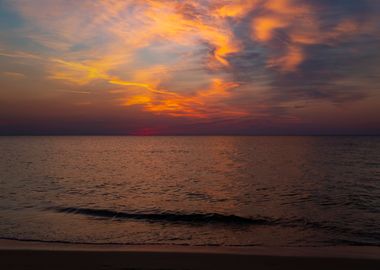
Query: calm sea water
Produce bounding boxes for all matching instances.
[0,136,379,247]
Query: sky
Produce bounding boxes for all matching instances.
[0,0,379,135]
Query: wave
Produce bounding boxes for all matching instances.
[49,207,274,225]
[47,207,380,244]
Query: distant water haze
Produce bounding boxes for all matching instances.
[0,136,379,246]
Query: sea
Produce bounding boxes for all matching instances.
[0,136,379,247]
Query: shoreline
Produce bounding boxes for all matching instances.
[1,239,380,258]
[1,239,379,270]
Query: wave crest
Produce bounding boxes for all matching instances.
[49,207,273,225]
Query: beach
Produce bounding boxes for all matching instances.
[1,239,379,270]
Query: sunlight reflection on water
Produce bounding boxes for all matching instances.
[0,136,379,246]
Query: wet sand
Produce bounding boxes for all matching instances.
[0,239,379,269]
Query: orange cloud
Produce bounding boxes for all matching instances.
[49,59,110,84]
[122,78,246,119]
[11,0,253,119]
[214,0,259,18]
[2,72,26,79]
[14,0,370,119]
[253,16,288,42]
[267,45,304,72]
[251,0,367,72]
[134,0,242,68]
[1,0,379,135]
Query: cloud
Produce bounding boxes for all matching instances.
[0,50,40,59]
[250,0,377,72]
[2,71,26,78]
[119,78,248,119]
[1,0,379,134]
[5,0,253,118]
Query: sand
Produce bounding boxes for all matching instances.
[0,239,379,269]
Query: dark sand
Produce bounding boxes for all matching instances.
[0,239,379,269]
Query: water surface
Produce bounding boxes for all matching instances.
[0,136,379,246]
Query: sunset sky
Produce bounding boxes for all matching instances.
[0,0,379,135]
